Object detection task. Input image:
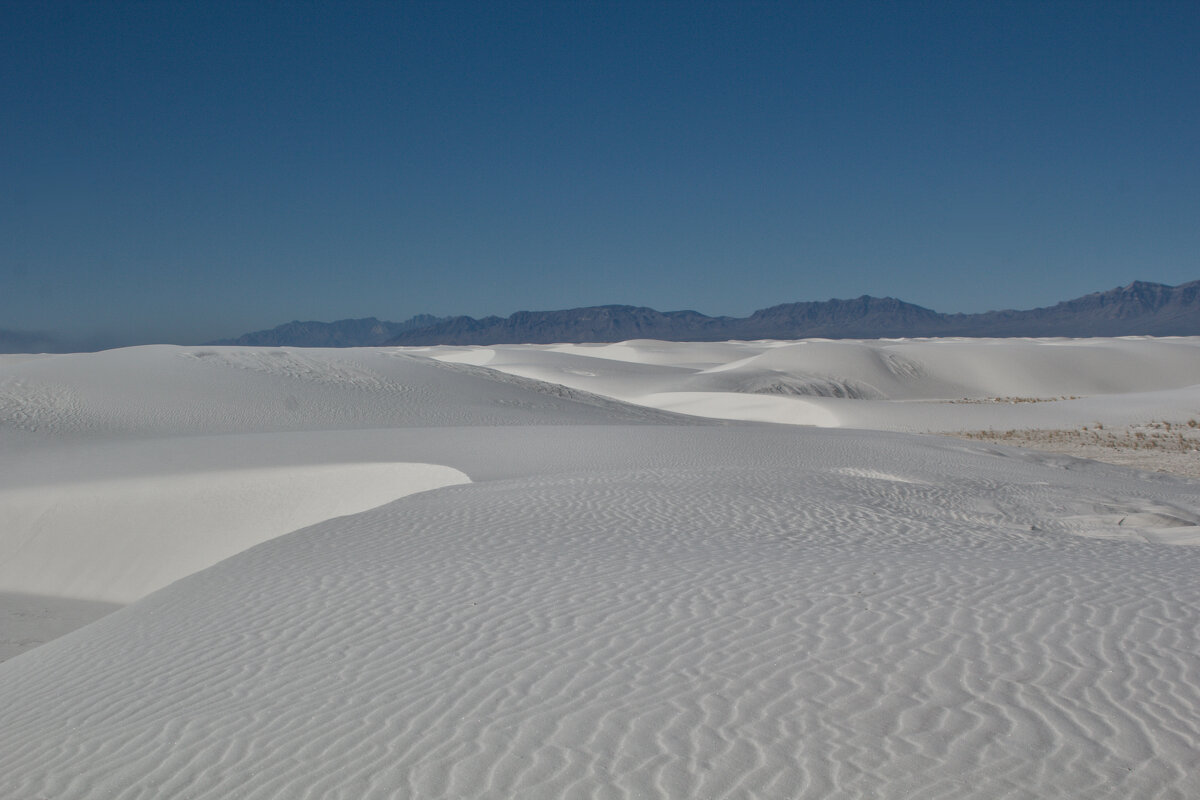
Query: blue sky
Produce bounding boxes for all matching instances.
[3,1,1198,348]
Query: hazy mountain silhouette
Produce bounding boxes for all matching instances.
[205,280,1200,347]
[382,280,1200,345]
[938,280,1200,337]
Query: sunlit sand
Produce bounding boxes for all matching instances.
[1,339,1197,798]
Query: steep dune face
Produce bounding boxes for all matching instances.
[1,342,1199,798]
[0,462,470,603]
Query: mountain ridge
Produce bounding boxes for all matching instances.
[213,279,1200,346]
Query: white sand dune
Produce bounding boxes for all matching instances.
[0,345,679,439]
[445,337,1200,431]
[0,462,469,603]
[1,340,1198,798]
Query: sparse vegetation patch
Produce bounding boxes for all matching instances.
[949,420,1200,478]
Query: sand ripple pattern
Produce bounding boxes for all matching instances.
[0,467,1197,799]
[0,377,84,433]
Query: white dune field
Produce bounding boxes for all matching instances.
[431,336,1200,476]
[0,341,1198,798]
[429,337,1200,432]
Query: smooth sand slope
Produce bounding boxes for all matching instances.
[0,346,682,656]
[1,341,1198,798]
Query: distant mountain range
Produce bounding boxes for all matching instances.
[214,280,1200,347]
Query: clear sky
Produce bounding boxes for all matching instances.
[3,1,1198,349]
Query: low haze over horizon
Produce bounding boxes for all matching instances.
[4,1,1198,350]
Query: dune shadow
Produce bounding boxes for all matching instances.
[0,591,122,663]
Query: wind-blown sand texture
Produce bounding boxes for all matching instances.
[1,339,1198,798]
